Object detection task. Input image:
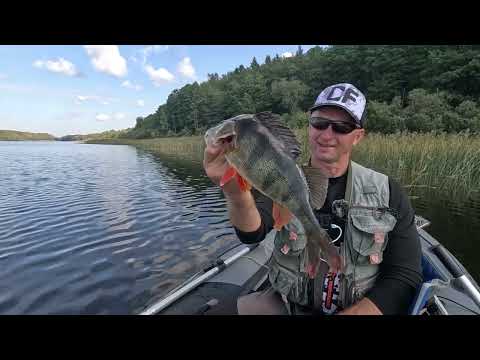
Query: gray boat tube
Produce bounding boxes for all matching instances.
[139,245,251,315]
[431,244,480,309]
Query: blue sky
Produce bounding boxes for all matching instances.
[0,45,319,137]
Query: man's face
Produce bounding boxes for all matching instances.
[308,106,365,164]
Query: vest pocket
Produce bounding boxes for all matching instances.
[352,272,379,303]
[349,212,397,264]
[269,262,309,306]
[273,221,307,256]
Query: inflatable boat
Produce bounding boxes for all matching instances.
[140,216,480,315]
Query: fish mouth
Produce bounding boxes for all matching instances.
[217,134,235,144]
[205,119,236,147]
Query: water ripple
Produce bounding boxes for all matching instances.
[0,141,237,314]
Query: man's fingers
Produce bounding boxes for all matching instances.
[204,142,228,164]
[204,146,221,165]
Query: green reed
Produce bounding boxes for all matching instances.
[90,131,480,198]
[294,129,480,198]
[88,136,205,159]
[352,132,480,197]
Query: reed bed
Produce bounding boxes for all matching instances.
[89,131,480,197]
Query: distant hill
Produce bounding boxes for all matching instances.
[58,129,130,141]
[0,130,56,141]
[57,134,91,141]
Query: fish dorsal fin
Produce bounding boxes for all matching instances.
[254,111,301,160]
[301,165,329,210]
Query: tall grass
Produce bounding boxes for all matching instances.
[90,131,480,197]
[353,132,480,197]
[88,136,205,159]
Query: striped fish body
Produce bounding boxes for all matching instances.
[206,113,342,274]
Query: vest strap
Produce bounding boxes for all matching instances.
[345,161,353,205]
[313,260,330,312]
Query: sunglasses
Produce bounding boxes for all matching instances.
[309,116,360,134]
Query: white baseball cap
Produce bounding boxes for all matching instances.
[310,83,367,127]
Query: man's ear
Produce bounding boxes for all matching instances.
[352,129,365,146]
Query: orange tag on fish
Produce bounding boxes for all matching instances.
[220,166,237,187]
[370,253,380,264]
[289,231,297,241]
[281,244,290,255]
[236,174,252,192]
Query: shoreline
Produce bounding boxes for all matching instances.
[85,132,480,199]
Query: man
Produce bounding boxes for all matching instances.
[203,83,423,315]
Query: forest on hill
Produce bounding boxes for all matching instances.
[124,45,480,139]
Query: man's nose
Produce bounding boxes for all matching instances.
[319,123,335,138]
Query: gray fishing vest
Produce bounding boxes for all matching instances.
[268,161,397,311]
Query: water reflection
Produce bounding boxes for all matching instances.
[412,188,480,281]
[0,142,237,314]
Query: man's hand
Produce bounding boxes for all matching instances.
[336,297,383,315]
[203,141,229,185]
[203,141,261,232]
[203,141,243,196]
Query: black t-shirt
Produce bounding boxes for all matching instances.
[234,170,423,315]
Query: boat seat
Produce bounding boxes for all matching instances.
[408,255,445,314]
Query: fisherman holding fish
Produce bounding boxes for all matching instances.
[203,83,422,315]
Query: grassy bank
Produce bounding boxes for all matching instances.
[88,132,480,197]
[353,132,480,197]
[0,130,56,141]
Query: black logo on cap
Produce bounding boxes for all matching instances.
[326,86,359,104]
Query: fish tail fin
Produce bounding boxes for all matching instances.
[301,165,329,210]
[304,228,343,278]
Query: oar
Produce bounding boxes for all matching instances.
[139,245,252,315]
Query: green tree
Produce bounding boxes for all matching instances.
[403,89,449,132]
[250,57,259,70]
[366,97,406,133]
[296,45,304,56]
[126,45,480,138]
[271,78,309,113]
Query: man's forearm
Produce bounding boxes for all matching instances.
[223,183,261,232]
[336,297,383,315]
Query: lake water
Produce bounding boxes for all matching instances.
[1,141,479,314]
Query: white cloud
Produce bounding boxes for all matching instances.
[76,95,96,102]
[144,64,174,86]
[139,45,169,64]
[75,95,96,105]
[75,95,118,105]
[137,100,145,107]
[281,52,294,58]
[177,57,196,79]
[84,45,127,78]
[96,113,111,121]
[143,45,169,56]
[33,58,80,77]
[95,112,125,122]
[121,80,143,91]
